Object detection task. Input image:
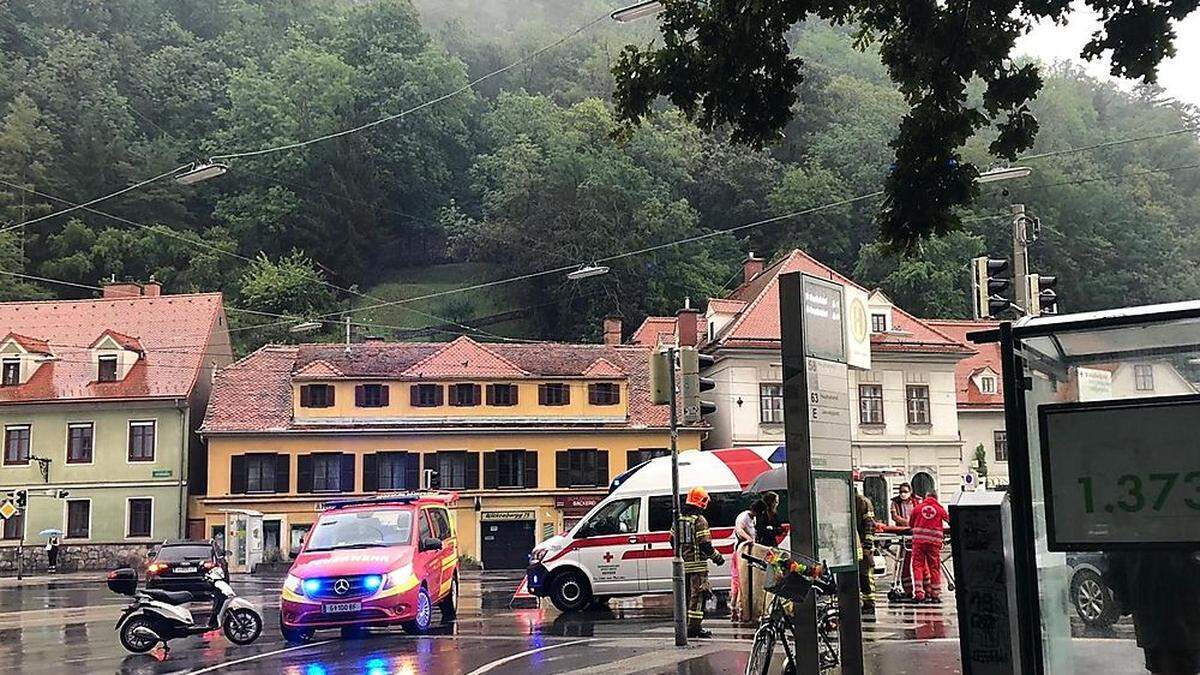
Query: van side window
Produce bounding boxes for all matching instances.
[429,508,453,541]
[648,492,759,532]
[578,498,640,538]
[419,510,433,541]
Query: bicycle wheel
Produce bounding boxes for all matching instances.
[746,624,776,675]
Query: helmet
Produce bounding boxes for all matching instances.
[685,486,710,510]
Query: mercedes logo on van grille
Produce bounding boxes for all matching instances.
[334,579,350,595]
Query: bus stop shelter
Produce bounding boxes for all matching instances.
[970,300,1200,674]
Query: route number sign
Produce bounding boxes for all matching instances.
[1040,395,1200,549]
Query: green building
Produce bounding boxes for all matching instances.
[0,282,231,572]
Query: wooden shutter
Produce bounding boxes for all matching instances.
[434,385,444,406]
[362,453,378,492]
[562,384,571,405]
[486,384,496,405]
[380,385,390,406]
[464,452,480,490]
[596,450,609,487]
[296,455,313,493]
[326,385,334,406]
[355,385,365,407]
[340,453,356,492]
[410,384,421,406]
[509,384,518,406]
[299,385,311,407]
[538,385,548,405]
[275,454,291,493]
[229,455,246,494]
[524,451,539,489]
[404,453,421,490]
[556,451,569,488]
[483,453,498,490]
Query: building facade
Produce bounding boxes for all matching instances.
[0,283,231,571]
[199,337,702,569]
[633,250,972,499]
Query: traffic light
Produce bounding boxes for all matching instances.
[423,469,440,491]
[1027,274,1059,316]
[54,489,70,499]
[648,348,672,405]
[14,489,27,509]
[679,347,717,424]
[972,256,1013,319]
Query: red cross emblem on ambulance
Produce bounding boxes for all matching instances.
[603,552,614,563]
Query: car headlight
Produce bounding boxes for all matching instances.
[283,574,302,593]
[386,564,417,592]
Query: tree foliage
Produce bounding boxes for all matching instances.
[612,0,1200,248]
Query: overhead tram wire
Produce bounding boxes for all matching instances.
[1018,126,1199,162]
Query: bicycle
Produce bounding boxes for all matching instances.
[741,549,840,675]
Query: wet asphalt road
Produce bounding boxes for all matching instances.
[0,570,1147,674]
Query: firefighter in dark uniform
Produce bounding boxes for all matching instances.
[856,490,878,616]
[679,486,725,638]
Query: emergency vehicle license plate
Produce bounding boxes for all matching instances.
[323,602,361,614]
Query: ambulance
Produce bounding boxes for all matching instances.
[525,447,783,612]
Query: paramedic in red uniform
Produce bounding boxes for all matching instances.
[909,488,950,603]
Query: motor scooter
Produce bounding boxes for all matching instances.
[108,566,263,654]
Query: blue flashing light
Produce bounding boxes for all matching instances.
[363,574,382,591]
[302,579,321,595]
[305,664,328,675]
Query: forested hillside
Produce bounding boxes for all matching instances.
[1,0,1198,351]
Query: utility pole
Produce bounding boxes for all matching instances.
[667,346,688,647]
[1012,204,1031,314]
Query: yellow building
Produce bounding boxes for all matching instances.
[198,336,704,568]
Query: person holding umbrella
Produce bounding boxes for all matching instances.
[40,529,63,572]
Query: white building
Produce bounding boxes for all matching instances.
[632,250,973,498]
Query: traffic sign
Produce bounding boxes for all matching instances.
[0,500,18,520]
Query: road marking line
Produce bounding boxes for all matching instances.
[463,639,590,675]
[186,639,336,674]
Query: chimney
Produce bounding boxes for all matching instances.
[602,315,623,346]
[102,280,143,299]
[676,307,700,347]
[142,280,162,297]
[743,252,764,284]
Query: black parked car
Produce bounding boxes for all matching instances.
[1067,552,1121,628]
[145,539,229,597]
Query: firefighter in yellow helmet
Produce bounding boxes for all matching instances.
[679,486,725,638]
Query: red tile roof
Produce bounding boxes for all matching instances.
[202,339,688,433]
[1,332,52,354]
[0,293,228,404]
[628,314,707,347]
[401,335,530,379]
[926,319,1003,408]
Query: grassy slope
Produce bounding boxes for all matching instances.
[354,263,535,341]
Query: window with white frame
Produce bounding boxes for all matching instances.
[760,384,784,423]
[127,498,152,538]
[1134,364,1155,391]
[859,384,884,424]
[980,375,997,394]
[906,385,930,425]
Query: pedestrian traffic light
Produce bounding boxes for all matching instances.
[423,469,440,491]
[972,256,1013,319]
[648,348,672,405]
[679,347,717,424]
[1025,273,1059,316]
[14,489,27,509]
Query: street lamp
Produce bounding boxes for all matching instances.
[175,161,229,185]
[290,321,322,334]
[566,264,610,281]
[977,166,1032,184]
[611,0,664,22]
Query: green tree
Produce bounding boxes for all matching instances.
[855,230,986,318]
[233,250,340,351]
[612,0,1200,247]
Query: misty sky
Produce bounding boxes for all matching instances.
[1016,3,1200,107]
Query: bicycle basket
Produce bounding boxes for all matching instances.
[764,569,814,603]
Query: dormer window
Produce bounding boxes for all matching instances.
[98,356,118,382]
[871,313,888,333]
[299,384,335,408]
[2,359,19,386]
[980,375,997,394]
[588,383,620,406]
